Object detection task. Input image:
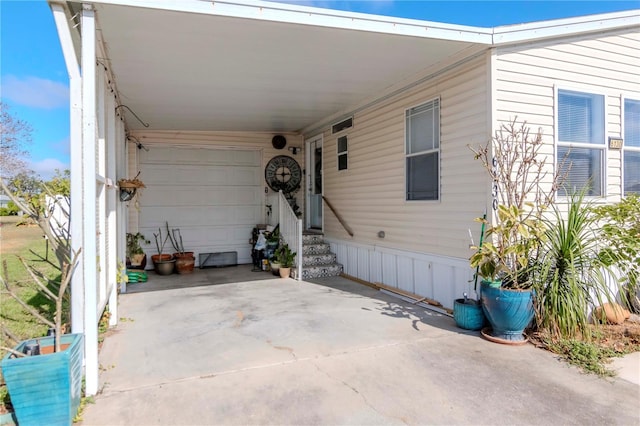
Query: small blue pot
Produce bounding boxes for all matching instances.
[480,281,534,341]
[453,298,486,331]
[1,333,84,426]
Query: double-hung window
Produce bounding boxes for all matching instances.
[557,89,605,196]
[406,98,440,201]
[624,98,640,195]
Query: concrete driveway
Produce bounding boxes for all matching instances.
[81,269,639,425]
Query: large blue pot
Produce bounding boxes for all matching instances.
[1,333,84,426]
[480,281,534,342]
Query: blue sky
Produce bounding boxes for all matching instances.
[2,0,638,179]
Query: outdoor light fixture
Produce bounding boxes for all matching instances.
[288,146,301,155]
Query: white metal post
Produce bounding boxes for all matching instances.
[81,4,99,397]
[51,3,84,335]
[106,84,119,327]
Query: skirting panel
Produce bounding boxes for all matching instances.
[327,238,475,310]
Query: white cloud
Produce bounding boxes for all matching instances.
[30,158,69,180]
[2,75,69,109]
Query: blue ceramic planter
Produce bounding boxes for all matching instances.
[1,333,84,426]
[480,281,534,342]
[453,298,486,331]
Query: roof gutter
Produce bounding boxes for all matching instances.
[70,0,494,44]
[492,9,640,45]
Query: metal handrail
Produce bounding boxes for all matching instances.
[278,191,303,281]
[322,196,354,237]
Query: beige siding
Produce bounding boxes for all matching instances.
[313,54,490,260]
[495,28,640,201]
[127,130,304,231]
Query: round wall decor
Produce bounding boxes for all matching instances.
[265,155,301,194]
[272,135,287,150]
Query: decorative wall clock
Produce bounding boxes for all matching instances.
[265,155,302,194]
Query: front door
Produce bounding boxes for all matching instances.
[306,135,323,230]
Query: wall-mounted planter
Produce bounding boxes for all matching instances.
[1,333,84,426]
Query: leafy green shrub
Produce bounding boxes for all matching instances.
[591,195,640,312]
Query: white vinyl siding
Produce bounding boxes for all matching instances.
[624,98,640,194]
[127,130,305,262]
[312,54,488,259]
[557,89,606,196]
[406,99,440,201]
[337,135,348,171]
[494,29,640,201]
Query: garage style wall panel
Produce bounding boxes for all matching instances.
[138,145,262,264]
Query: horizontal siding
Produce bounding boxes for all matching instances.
[314,54,489,260]
[127,130,305,234]
[495,28,640,201]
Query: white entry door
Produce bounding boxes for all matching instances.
[305,135,323,230]
[138,146,262,264]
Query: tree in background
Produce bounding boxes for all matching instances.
[0,102,33,179]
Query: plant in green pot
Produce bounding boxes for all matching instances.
[469,118,562,343]
[276,243,296,279]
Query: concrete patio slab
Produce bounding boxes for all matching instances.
[81,270,640,425]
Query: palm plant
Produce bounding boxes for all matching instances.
[534,191,620,340]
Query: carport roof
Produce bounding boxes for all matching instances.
[55,0,639,133]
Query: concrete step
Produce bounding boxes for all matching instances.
[302,242,332,255]
[292,263,343,280]
[302,252,337,267]
[302,233,324,244]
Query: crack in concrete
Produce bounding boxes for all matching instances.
[98,336,438,398]
[311,361,409,425]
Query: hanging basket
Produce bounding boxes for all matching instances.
[118,178,145,189]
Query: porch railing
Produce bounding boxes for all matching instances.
[278,191,303,281]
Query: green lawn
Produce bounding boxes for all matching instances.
[0,217,63,352]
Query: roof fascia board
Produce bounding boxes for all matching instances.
[493,10,640,45]
[76,0,493,44]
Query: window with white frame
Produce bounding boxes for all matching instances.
[624,98,640,195]
[406,98,440,201]
[337,136,348,171]
[557,89,605,196]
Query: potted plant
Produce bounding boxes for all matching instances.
[276,243,296,278]
[267,228,281,276]
[166,223,195,274]
[152,227,175,275]
[468,118,562,343]
[126,232,149,270]
[0,178,84,425]
[117,172,145,203]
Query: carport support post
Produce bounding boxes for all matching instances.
[50,3,84,335]
[81,4,99,397]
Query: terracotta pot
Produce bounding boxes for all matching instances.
[151,254,173,264]
[279,267,291,278]
[175,256,196,274]
[173,252,195,259]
